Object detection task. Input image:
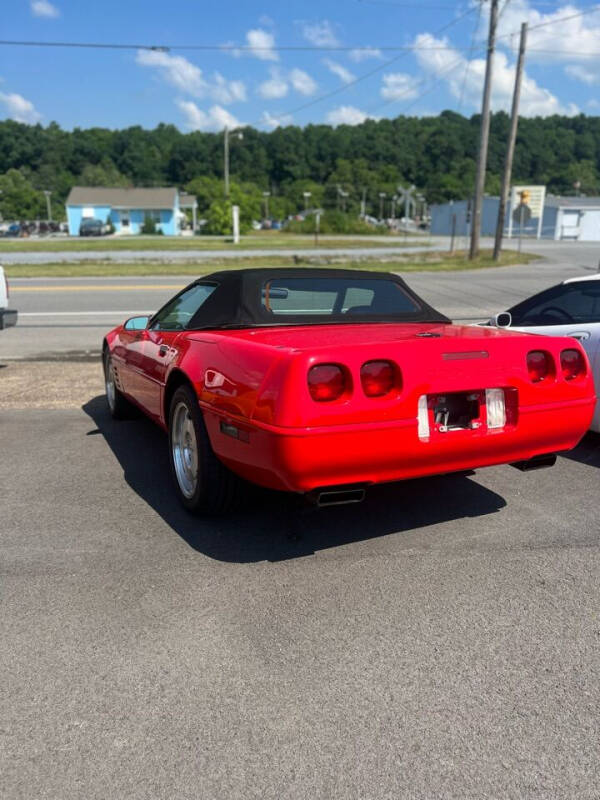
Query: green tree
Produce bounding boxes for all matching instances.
[0,169,46,219]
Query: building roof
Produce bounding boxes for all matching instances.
[179,193,198,208]
[66,186,178,209]
[544,195,600,208]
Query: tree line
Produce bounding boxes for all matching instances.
[1,111,599,225]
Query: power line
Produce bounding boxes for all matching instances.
[373,48,481,116]
[357,0,570,6]
[250,4,479,127]
[499,3,600,39]
[356,0,479,7]
[0,39,486,53]
[457,0,484,113]
[1,3,597,53]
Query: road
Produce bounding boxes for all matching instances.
[2,240,599,360]
[2,396,600,798]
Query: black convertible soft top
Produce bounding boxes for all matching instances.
[176,268,451,329]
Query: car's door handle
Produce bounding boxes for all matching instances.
[158,344,169,356]
[569,331,590,341]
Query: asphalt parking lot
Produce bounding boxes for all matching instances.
[2,245,600,798]
[2,360,600,798]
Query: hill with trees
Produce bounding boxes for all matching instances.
[1,111,599,227]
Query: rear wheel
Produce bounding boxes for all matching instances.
[168,384,244,514]
[103,350,134,419]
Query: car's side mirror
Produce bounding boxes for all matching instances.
[495,312,512,328]
[124,315,150,331]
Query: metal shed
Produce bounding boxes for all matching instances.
[541,196,600,241]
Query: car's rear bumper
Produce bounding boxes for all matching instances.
[0,308,17,330]
[206,396,595,493]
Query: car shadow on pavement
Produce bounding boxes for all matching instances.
[83,395,507,564]
[561,431,600,468]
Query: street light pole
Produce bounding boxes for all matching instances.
[43,190,52,222]
[263,191,270,220]
[379,192,386,220]
[224,127,243,199]
[224,127,230,198]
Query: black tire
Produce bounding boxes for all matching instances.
[103,350,135,419]
[168,384,245,514]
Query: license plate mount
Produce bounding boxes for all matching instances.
[431,391,483,433]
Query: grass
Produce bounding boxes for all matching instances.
[3,249,540,278]
[0,233,424,253]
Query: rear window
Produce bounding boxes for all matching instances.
[261,277,421,317]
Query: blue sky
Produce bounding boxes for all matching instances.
[1,0,600,131]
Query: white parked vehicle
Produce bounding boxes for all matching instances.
[0,265,17,330]
[488,274,600,432]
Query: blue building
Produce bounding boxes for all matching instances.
[65,187,197,236]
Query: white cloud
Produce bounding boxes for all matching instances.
[31,0,59,17]
[289,68,317,96]
[257,67,317,99]
[299,20,340,47]
[136,51,246,104]
[261,110,293,129]
[381,73,418,101]
[565,64,599,86]
[587,99,600,110]
[244,28,278,61]
[212,73,247,103]
[326,106,373,126]
[136,50,206,95]
[323,59,355,85]
[257,68,288,99]
[414,33,578,117]
[177,101,241,132]
[349,47,383,62]
[0,91,41,124]
[493,0,600,65]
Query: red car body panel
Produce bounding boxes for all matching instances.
[105,319,596,494]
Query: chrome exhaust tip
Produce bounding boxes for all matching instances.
[307,485,367,508]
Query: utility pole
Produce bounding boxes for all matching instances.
[469,0,499,260]
[493,22,528,261]
[262,191,270,220]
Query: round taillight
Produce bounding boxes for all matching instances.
[308,364,346,402]
[360,360,396,397]
[527,350,552,383]
[561,348,586,381]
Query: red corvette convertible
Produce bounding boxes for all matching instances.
[103,268,595,513]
